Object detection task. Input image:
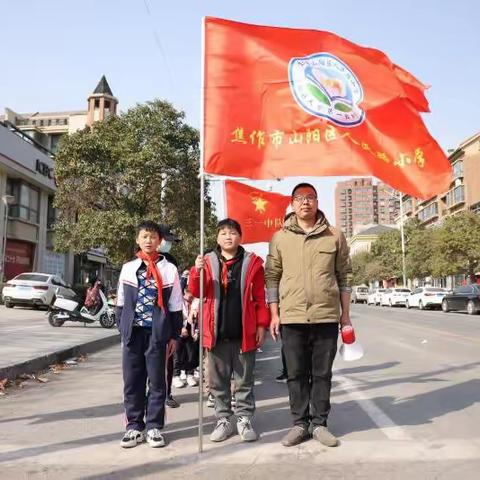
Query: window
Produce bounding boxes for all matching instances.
[446,185,465,207]
[94,99,100,108]
[6,178,40,223]
[453,161,463,178]
[47,195,57,229]
[418,202,438,222]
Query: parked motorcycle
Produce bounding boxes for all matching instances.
[48,289,116,329]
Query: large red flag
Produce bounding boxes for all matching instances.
[225,180,291,243]
[204,18,452,199]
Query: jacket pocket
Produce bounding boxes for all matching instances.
[314,244,337,271]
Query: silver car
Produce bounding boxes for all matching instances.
[2,273,75,309]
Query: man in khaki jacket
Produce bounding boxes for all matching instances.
[266,182,353,447]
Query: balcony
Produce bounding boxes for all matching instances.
[446,185,465,208]
[418,202,439,223]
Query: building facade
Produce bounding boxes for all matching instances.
[397,131,480,228]
[348,224,396,256]
[0,123,72,281]
[0,76,118,285]
[335,178,399,238]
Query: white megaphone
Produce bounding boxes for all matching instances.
[339,326,364,361]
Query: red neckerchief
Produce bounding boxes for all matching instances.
[221,256,241,292]
[136,251,164,311]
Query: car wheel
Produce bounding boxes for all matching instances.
[5,300,14,308]
[419,300,424,310]
[406,300,410,309]
[442,299,449,313]
[467,300,477,315]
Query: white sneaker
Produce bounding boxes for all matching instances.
[172,376,186,388]
[146,428,166,448]
[120,429,144,448]
[237,416,258,442]
[186,374,198,387]
[210,417,234,442]
[179,370,187,381]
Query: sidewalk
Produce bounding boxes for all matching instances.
[0,305,119,380]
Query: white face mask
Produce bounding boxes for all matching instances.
[159,239,173,253]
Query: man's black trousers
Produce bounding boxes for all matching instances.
[282,322,338,428]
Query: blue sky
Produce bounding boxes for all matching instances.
[1,0,479,227]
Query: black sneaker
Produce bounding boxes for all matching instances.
[275,372,288,383]
[120,429,144,448]
[206,393,215,408]
[165,395,180,408]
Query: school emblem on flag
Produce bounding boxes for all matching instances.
[288,53,365,127]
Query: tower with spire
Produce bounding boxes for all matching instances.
[86,75,118,126]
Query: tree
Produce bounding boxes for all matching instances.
[351,251,372,285]
[404,218,435,279]
[53,99,218,268]
[370,230,403,281]
[434,212,480,279]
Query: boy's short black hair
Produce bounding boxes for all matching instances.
[216,218,242,237]
[291,182,318,198]
[136,220,162,237]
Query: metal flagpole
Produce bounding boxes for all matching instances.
[399,194,407,287]
[198,16,206,454]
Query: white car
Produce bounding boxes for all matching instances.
[380,288,412,307]
[367,288,386,306]
[2,273,75,309]
[351,286,369,304]
[406,287,447,310]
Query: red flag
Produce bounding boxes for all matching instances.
[225,180,291,243]
[204,18,452,199]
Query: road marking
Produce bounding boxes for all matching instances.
[335,374,412,441]
[256,355,280,362]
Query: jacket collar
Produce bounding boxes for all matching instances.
[283,210,329,236]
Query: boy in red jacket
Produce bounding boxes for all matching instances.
[189,218,270,442]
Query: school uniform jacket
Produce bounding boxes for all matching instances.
[116,257,183,346]
[189,251,270,353]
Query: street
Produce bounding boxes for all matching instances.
[0,304,479,479]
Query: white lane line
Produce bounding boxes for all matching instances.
[256,355,280,362]
[335,374,412,441]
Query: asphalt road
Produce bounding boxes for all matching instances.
[0,304,479,479]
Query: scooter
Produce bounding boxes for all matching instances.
[48,289,116,329]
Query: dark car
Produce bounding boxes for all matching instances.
[441,284,480,315]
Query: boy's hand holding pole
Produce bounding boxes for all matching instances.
[195,255,204,270]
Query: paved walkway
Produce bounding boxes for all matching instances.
[0,305,118,377]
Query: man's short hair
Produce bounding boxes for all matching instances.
[136,220,161,237]
[291,182,318,198]
[216,218,242,236]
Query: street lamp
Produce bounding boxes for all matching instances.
[1,195,15,282]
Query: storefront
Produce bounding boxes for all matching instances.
[0,122,73,282]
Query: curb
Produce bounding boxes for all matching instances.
[0,333,121,381]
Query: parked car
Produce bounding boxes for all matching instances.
[1,273,75,309]
[406,287,447,310]
[441,284,480,315]
[367,288,386,306]
[380,288,412,307]
[351,285,369,304]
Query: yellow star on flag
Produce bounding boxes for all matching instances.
[252,196,268,213]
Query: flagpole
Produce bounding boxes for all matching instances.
[198,16,206,454]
